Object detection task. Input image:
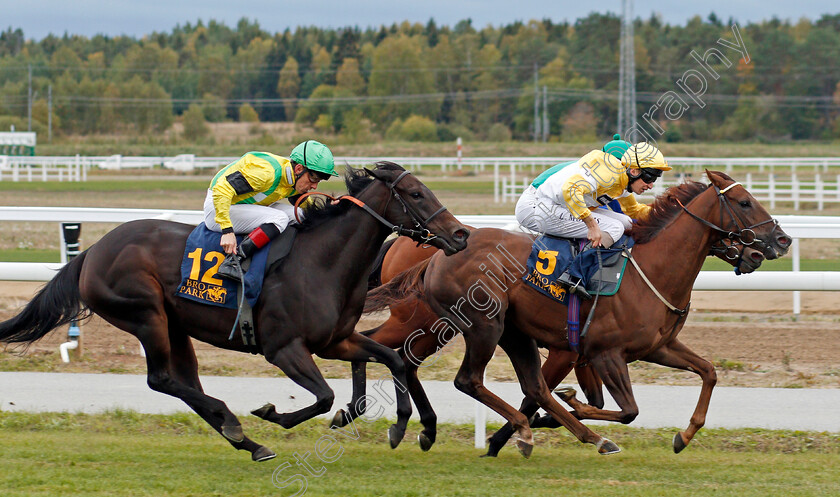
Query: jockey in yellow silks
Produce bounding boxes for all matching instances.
[515,139,671,298]
[202,140,338,282]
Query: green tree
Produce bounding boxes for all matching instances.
[182,103,209,140]
[368,35,437,124]
[277,57,301,120]
[238,102,259,122]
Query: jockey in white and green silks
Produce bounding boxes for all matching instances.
[203,140,338,282]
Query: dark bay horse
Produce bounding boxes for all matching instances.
[336,215,767,453]
[365,171,790,456]
[0,162,469,462]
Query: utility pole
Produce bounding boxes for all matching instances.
[533,63,540,143]
[618,0,637,138]
[48,85,52,142]
[542,85,548,142]
[27,64,32,131]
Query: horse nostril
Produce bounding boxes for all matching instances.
[750,252,764,262]
[777,236,791,247]
[453,228,470,243]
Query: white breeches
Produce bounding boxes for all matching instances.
[203,189,301,234]
[514,185,632,242]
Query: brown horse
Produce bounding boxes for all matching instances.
[365,171,790,456]
[0,162,469,462]
[334,235,606,452]
[336,220,766,452]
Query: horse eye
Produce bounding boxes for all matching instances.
[410,192,422,199]
[739,200,751,208]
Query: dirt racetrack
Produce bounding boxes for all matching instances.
[1,281,838,389]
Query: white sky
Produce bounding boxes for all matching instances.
[4,0,839,41]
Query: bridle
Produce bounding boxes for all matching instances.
[294,169,447,245]
[628,180,778,316]
[676,181,779,261]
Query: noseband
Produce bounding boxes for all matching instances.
[294,170,447,245]
[676,181,779,260]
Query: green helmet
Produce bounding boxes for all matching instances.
[290,140,338,178]
[602,134,632,160]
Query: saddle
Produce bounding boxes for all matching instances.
[523,234,634,304]
[176,225,298,353]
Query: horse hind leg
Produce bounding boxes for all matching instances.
[497,331,619,456]
[485,347,580,457]
[167,331,274,462]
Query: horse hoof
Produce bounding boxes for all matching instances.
[673,432,688,453]
[330,409,347,429]
[221,424,245,443]
[597,438,621,455]
[516,440,533,459]
[251,403,275,420]
[554,386,577,403]
[388,425,403,449]
[418,433,434,452]
[252,446,276,462]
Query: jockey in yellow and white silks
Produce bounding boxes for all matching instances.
[515,141,671,249]
[203,140,338,282]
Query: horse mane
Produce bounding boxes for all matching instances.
[298,161,406,231]
[627,180,711,244]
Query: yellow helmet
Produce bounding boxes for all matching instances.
[622,143,672,172]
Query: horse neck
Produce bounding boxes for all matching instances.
[299,183,393,285]
[632,189,720,304]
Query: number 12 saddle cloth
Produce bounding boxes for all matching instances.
[176,225,270,309]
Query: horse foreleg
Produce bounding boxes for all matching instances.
[643,339,717,453]
[318,333,412,449]
[254,338,336,430]
[331,361,368,428]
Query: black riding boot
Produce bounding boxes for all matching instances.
[558,271,592,300]
[217,223,280,282]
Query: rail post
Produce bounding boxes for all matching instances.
[59,222,82,362]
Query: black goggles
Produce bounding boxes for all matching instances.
[638,168,662,184]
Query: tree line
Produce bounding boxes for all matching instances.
[1,13,839,142]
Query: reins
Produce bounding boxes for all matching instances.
[293,170,446,245]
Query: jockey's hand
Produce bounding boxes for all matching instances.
[584,217,603,247]
[220,232,238,255]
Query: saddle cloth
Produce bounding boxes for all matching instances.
[176,225,270,309]
[523,234,635,304]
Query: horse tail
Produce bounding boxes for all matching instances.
[0,250,90,344]
[364,258,430,314]
[367,237,398,291]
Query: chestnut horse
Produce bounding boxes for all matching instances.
[336,217,766,453]
[0,162,469,462]
[365,171,790,456]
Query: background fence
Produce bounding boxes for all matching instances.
[1,207,838,315]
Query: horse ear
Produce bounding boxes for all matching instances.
[365,166,386,180]
[706,169,723,187]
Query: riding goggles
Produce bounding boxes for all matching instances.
[638,167,663,184]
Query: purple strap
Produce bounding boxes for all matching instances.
[568,293,580,353]
[566,239,587,354]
